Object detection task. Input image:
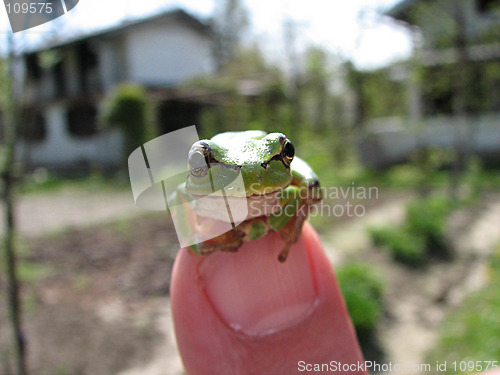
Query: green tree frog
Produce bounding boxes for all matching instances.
[174,130,321,262]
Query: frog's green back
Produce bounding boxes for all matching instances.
[210,130,267,144]
[207,131,284,166]
[187,130,293,196]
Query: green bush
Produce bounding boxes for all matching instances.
[383,164,423,189]
[406,195,455,258]
[369,226,427,267]
[100,83,155,159]
[336,262,384,334]
[406,195,454,241]
[386,229,427,267]
[369,194,455,267]
[367,226,395,247]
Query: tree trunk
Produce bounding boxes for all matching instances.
[450,1,469,201]
[2,34,27,375]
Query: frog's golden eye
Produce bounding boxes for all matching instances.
[282,139,295,165]
[188,142,210,177]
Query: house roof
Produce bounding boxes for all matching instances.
[23,8,211,54]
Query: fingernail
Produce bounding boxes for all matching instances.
[198,231,318,336]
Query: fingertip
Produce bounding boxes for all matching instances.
[171,225,365,374]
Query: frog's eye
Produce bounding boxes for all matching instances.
[188,143,210,177]
[282,139,295,164]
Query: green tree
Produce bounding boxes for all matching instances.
[211,0,249,70]
[304,46,330,130]
[100,83,155,161]
[401,0,500,199]
[1,36,27,375]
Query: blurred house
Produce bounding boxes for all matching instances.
[16,9,216,171]
[360,0,500,168]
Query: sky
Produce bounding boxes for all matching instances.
[0,0,413,69]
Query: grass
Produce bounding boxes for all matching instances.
[369,226,427,267]
[19,170,129,196]
[382,163,500,192]
[0,237,51,283]
[406,195,455,241]
[428,245,500,374]
[17,261,52,283]
[336,262,384,335]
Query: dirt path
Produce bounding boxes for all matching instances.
[372,194,500,374]
[0,189,143,237]
[315,192,500,374]
[114,194,414,375]
[118,300,185,375]
[7,189,499,375]
[321,195,410,265]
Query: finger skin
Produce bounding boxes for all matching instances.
[171,222,366,375]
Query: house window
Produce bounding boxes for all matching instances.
[20,108,46,142]
[53,60,66,97]
[477,0,500,13]
[157,100,202,134]
[77,42,99,92]
[26,53,41,81]
[67,103,98,137]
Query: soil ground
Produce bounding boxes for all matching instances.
[1,189,499,375]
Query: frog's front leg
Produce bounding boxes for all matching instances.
[194,217,270,255]
[278,200,316,261]
[268,185,303,262]
[270,183,321,262]
[194,227,245,255]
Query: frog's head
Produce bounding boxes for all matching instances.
[186,131,294,197]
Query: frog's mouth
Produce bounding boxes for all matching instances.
[190,190,283,223]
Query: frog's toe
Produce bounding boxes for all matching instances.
[278,244,291,262]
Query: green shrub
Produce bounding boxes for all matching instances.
[368,226,427,267]
[336,262,384,334]
[369,194,455,267]
[100,83,155,159]
[406,195,454,241]
[386,229,427,267]
[406,195,455,258]
[384,164,422,189]
[367,226,395,247]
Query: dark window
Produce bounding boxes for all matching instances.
[67,103,98,137]
[477,0,500,13]
[20,108,46,142]
[26,53,41,81]
[53,60,66,97]
[77,42,99,92]
[158,100,202,134]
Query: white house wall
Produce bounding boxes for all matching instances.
[125,20,214,86]
[98,36,127,92]
[19,104,124,168]
[360,113,500,168]
[18,12,214,169]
